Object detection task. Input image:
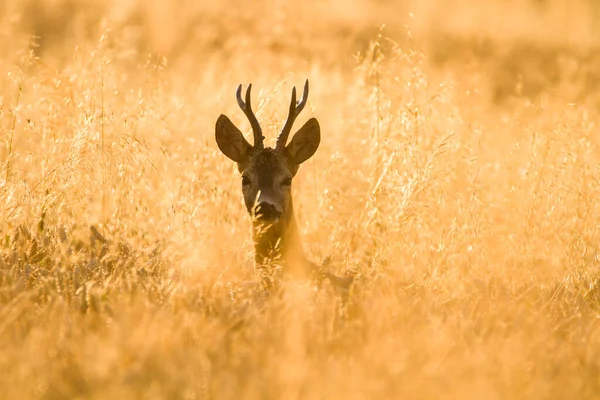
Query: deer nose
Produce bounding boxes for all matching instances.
[254,202,282,221]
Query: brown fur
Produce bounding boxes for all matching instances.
[215,82,353,293]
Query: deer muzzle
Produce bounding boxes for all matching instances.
[252,191,283,221]
[254,202,282,221]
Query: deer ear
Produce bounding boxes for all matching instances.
[215,114,253,163]
[286,118,320,164]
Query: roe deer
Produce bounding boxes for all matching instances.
[215,80,353,292]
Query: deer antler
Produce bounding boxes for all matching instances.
[236,84,264,149]
[275,79,309,151]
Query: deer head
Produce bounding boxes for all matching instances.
[215,80,320,225]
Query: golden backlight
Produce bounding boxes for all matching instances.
[1,0,600,398]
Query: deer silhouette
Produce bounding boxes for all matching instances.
[215,80,353,292]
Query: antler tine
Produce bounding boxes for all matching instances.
[236,84,264,149]
[276,79,309,151]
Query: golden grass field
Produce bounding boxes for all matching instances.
[2,0,600,398]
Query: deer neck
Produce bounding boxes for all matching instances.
[252,199,305,269]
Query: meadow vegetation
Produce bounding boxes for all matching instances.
[1,0,600,398]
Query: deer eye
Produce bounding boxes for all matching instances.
[241,176,251,186]
[281,177,292,187]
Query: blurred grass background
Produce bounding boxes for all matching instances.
[1,0,600,398]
